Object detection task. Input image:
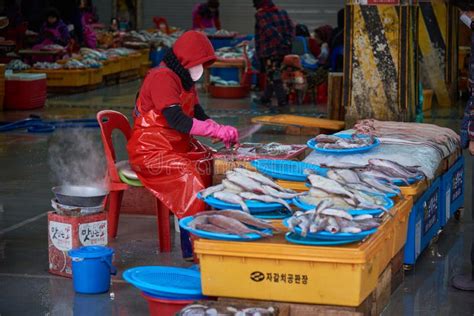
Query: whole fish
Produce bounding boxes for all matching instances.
[368,159,419,178]
[213,191,249,213]
[188,215,209,229]
[309,188,332,198]
[320,208,353,221]
[341,226,362,234]
[194,210,275,230]
[200,184,224,198]
[314,134,340,143]
[222,179,244,193]
[315,199,334,214]
[297,215,311,237]
[301,195,353,210]
[308,174,355,198]
[325,217,340,233]
[321,161,367,169]
[358,169,410,185]
[353,218,382,230]
[234,168,293,193]
[359,175,401,196]
[353,214,374,221]
[369,159,421,177]
[226,171,264,194]
[195,223,239,235]
[326,169,345,183]
[262,185,302,199]
[208,215,271,237]
[239,192,292,211]
[332,169,361,184]
[351,190,386,206]
[309,217,328,233]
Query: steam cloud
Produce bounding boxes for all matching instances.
[48,128,106,188]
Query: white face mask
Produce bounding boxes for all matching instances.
[189,64,204,82]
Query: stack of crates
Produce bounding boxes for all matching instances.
[440,156,465,227]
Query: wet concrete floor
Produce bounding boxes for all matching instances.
[0,81,473,315]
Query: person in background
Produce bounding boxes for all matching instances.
[192,0,221,31]
[1,0,27,49]
[460,10,474,156]
[295,23,319,58]
[36,7,70,47]
[253,0,295,108]
[79,0,98,25]
[109,17,119,32]
[314,25,332,65]
[49,0,83,45]
[127,31,239,259]
[153,16,171,34]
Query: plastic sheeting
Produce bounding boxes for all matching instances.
[304,143,443,180]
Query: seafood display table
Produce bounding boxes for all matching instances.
[194,198,412,307]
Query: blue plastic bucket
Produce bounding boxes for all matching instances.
[69,246,116,294]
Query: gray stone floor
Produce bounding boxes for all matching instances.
[0,81,473,315]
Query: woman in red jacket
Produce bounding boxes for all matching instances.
[127,31,238,256]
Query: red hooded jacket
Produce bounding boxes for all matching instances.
[139,31,216,113]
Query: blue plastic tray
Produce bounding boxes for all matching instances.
[197,192,291,213]
[122,266,203,298]
[179,216,272,241]
[285,232,359,246]
[292,195,393,216]
[307,134,380,155]
[283,218,378,241]
[251,160,328,181]
[253,210,292,219]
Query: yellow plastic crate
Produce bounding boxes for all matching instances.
[103,58,121,76]
[29,69,90,87]
[275,180,309,192]
[88,67,103,85]
[195,199,410,306]
[388,197,413,256]
[129,53,142,69]
[139,48,150,64]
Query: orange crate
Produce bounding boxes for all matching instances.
[88,67,103,85]
[29,69,90,87]
[139,48,150,64]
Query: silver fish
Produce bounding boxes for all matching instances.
[262,185,302,199]
[359,175,401,196]
[234,168,293,193]
[321,161,367,169]
[308,174,355,198]
[308,188,332,198]
[213,191,249,213]
[222,179,244,193]
[368,159,419,179]
[309,217,328,233]
[353,214,374,221]
[320,208,353,221]
[239,192,292,211]
[226,171,264,193]
[332,169,361,184]
[325,217,340,233]
[341,226,362,234]
[346,183,386,196]
[200,184,224,198]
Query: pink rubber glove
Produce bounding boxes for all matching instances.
[190,119,239,148]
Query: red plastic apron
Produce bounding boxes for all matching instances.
[127,69,213,218]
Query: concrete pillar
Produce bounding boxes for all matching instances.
[418,0,458,107]
[343,1,419,126]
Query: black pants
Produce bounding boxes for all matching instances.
[261,56,287,106]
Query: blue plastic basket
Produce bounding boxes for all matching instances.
[404,177,442,265]
[251,160,328,181]
[440,156,464,227]
[292,195,393,216]
[285,232,359,246]
[283,218,378,241]
[253,210,292,219]
[122,266,203,298]
[179,216,272,241]
[307,134,380,155]
[197,192,291,213]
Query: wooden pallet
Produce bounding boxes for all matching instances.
[188,248,404,316]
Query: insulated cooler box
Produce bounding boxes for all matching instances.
[4,73,47,110]
[404,177,442,265]
[440,156,465,227]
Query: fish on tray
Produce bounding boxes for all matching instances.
[187,211,276,238]
[287,202,381,237]
[314,134,374,149]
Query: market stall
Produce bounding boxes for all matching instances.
[114,120,464,315]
